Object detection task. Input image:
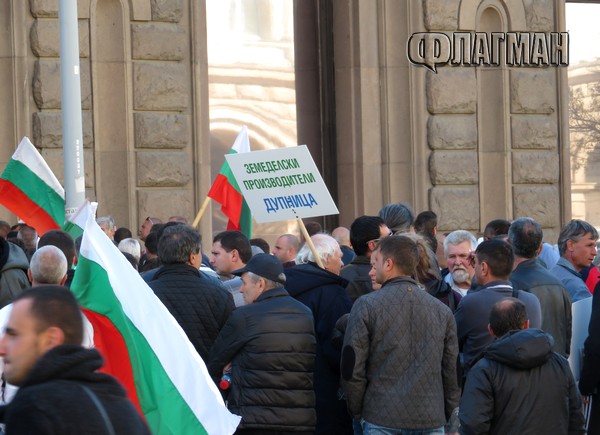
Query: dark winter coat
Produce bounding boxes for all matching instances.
[510,258,572,356]
[340,255,373,303]
[0,345,149,434]
[285,262,353,435]
[149,263,234,361]
[424,277,462,313]
[0,238,30,309]
[208,288,316,432]
[580,283,600,434]
[460,329,585,435]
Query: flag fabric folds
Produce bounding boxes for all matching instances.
[70,207,241,434]
[62,200,97,240]
[0,137,65,235]
[207,126,253,237]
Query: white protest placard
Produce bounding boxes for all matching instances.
[225,145,339,223]
[568,296,593,381]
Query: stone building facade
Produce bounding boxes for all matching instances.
[0,0,570,242]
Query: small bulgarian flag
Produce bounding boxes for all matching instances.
[71,206,241,434]
[62,199,97,239]
[207,126,252,238]
[0,137,65,235]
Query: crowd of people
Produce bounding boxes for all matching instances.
[0,203,598,434]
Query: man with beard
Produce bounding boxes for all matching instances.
[443,230,478,296]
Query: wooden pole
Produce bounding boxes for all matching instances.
[192,196,211,228]
[297,217,324,269]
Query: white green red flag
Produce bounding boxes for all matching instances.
[62,200,97,239]
[0,137,65,235]
[207,126,253,237]
[71,207,241,434]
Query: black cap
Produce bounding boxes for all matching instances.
[231,253,286,284]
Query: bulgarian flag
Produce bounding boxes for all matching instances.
[62,199,97,239]
[0,137,65,235]
[207,126,252,237]
[71,206,241,434]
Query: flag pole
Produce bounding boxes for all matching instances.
[297,217,324,269]
[192,196,211,228]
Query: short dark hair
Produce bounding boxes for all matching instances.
[475,239,514,279]
[158,225,201,264]
[414,211,437,235]
[14,286,83,345]
[38,230,76,269]
[350,215,385,256]
[250,238,270,256]
[557,219,599,256]
[484,219,512,240]
[508,217,543,259]
[489,298,528,337]
[376,235,419,277]
[304,222,322,237]
[213,231,252,264]
[144,231,159,255]
[114,227,132,244]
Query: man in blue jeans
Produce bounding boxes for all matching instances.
[341,235,460,435]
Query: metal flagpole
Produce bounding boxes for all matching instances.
[58,0,86,219]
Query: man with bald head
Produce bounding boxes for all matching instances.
[332,226,355,266]
[27,246,68,287]
[272,234,299,268]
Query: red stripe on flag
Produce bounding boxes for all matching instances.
[207,173,243,228]
[0,179,61,235]
[82,308,144,418]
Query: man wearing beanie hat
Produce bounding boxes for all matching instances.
[208,253,317,434]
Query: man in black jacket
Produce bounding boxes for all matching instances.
[149,225,234,362]
[0,286,149,434]
[208,253,317,434]
[508,217,572,356]
[459,298,585,434]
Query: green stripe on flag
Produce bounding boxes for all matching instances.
[72,257,208,435]
[2,159,64,226]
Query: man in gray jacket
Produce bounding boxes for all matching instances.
[341,235,459,434]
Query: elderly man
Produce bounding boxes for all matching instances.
[508,217,572,356]
[208,254,316,434]
[460,298,585,434]
[0,286,149,434]
[455,239,542,373]
[551,219,597,302]
[444,230,478,296]
[271,233,300,267]
[149,225,234,362]
[342,235,460,434]
[286,234,353,434]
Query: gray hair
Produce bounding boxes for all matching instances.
[379,202,415,234]
[296,233,340,266]
[158,225,201,264]
[118,238,142,262]
[444,230,477,257]
[29,245,68,284]
[557,219,599,256]
[246,271,285,290]
[96,215,116,230]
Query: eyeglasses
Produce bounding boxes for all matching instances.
[368,231,393,246]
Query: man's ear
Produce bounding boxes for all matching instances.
[566,239,574,252]
[522,319,530,330]
[27,269,33,283]
[40,326,66,351]
[481,261,489,277]
[230,249,239,262]
[59,274,68,286]
[487,324,496,337]
[72,256,78,267]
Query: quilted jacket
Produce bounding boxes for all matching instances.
[149,263,234,361]
[341,276,460,430]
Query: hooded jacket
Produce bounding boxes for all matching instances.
[0,238,30,308]
[459,329,585,435]
[285,262,353,435]
[0,345,149,434]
